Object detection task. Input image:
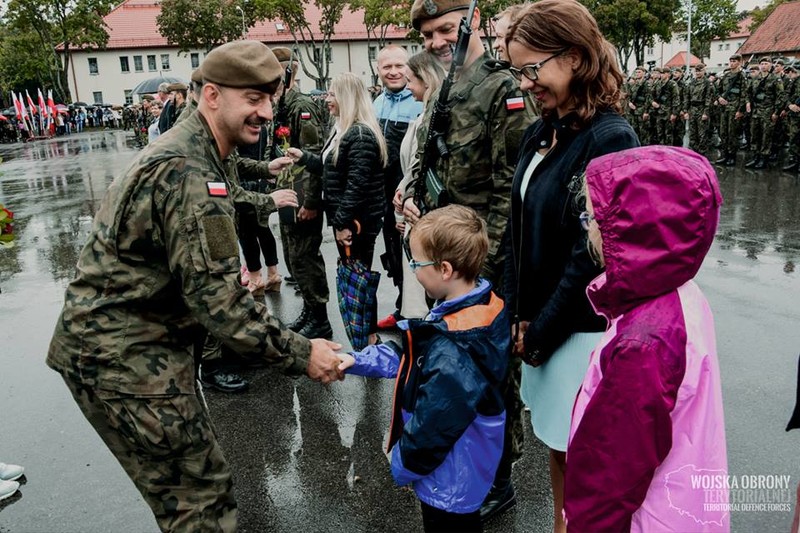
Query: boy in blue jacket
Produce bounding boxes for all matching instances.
[339,205,510,532]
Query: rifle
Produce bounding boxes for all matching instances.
[413,0,478,215]
[273,50,294,143]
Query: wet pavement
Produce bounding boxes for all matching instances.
[0,131,797,532]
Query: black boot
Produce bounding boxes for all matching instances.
[298,304,333,339]
[715,153,729,164]
[480,475,517,522]
[753,156,766,169]
[287,305,311,333]
[724,153,737,166]
[783,159,799,172]
[200,366,249,393]
[744,156,758,168]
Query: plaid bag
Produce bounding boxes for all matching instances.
[336,250,380,351]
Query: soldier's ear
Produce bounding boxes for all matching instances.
[471,7,481,31]
[202,84,223,110]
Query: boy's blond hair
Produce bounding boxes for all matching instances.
[412,205,488,281]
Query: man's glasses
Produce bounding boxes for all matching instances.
[510,49,568,82]
[403,235,438,273]
[579,211,595,231]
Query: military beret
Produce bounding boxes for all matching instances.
[190,68,203,84]
[201,40,283,92]
[695,63,706,71]
[748,64,759,70]
[142,94,155,101]
[166,82,187,92]
[759,57,772,64]
[272,46,293,63]
[729,54,742,61]
[411,0,470,30]
[634,66,646,72]
[774,58,785,65]
[786,65,797,73]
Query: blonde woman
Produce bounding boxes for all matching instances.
[393,52,446,319]
[289,73,388,342]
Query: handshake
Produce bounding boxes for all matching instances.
[306,338,356,384]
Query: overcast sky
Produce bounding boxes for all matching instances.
[737,0,762,11]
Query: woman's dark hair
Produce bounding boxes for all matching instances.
[507,0,623,126]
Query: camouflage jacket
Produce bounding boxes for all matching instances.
[748,73,786,115]
[653,78,679,116]
[717,69,747,112]
[409,52,536,282]
[270,88,326,213]
[47,110,311,395]
[628,79,650,112]
[684,76,713,116]
[785,78,800,114]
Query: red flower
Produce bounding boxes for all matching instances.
[275,126,291,139]
[1,207,11,219]
[1,223,11,235]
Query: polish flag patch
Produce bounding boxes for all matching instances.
[300,112,311,119]
[207,181,228,197]
[506,97,525,111]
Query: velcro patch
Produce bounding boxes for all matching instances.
[201,215,238,261]
[300,112,311,120]
[506,97,525,111]
[207,181,228,197]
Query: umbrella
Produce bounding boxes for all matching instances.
[55,104,69,111]
[72,101,88,107]
[0,115,8,122]
[2,107,15,117]
[336,246,381,351]
[131,76,186,95]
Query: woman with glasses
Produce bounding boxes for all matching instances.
[502,1,638,530]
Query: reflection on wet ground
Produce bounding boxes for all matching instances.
[1,133,797,532]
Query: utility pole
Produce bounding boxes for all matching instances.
[236,5,246,38]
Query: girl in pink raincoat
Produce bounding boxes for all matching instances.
[565,146,729,532]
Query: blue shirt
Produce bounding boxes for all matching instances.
[373,87,423,134]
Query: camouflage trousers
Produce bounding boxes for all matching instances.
[788,116,800,158]
[629,112,650,145]
[61,372,237,532]
[719,106,744,156]
[502,356,525,465]
[688,111,710,153]
[280,215,329,307]
[750,110,776,156]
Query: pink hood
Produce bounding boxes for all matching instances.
[585,146,722,319]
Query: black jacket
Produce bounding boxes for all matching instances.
[301,123,385,239]
[503,110,638,362]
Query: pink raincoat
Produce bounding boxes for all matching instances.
[565,147,729,532]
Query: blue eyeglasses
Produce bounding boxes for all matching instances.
[408,259,437,273]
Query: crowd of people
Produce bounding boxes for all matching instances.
[40,0,800,531]
[622,54,800,171]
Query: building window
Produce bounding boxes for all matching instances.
[161,54,170,70]
[124,90,133,105]
[88,57,99,75]
[725,43,730,50]
[411,45,419,54]
[147,55,157,71]
[276,22,285,32]
[368,46,377,62]
[190,53,200,68]
[120,56,129,73]
[647,47,655,56]
[93,91,103,104]
[718,44,724,51]
[134,55,143,72]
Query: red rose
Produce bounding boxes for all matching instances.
[1,207,11,219]
[275,126,291,139]
[2,223,12,235]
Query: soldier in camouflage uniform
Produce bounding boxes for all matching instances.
[269,47,332,339]
[783,65,800,172]
[650,68,679,145]
[745,57,786,169]
[684,63,714,154]
[671,67,687,146]
[403,0,536,520]
[46,41,345,532]
[714,54,748,166]
[625,66,650,144]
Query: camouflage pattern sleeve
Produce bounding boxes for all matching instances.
[236,156,275,183]
[291,94,326,210]
[158,166,311,375]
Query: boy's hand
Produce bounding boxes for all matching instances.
[338,353,356,372]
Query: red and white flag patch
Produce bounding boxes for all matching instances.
[207,181,228,197]
[300,112,311,119]
[506,97,525,111]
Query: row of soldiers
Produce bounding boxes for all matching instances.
[623,54,800,171]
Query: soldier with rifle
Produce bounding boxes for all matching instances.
[402,0,535,521]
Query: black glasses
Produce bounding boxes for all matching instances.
[579,211,595,231]
[510,49,568,82]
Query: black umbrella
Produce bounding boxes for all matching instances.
[72,101,88,107]
[2,107,16,117]
[131,76,186,95]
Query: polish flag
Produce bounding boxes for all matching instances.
[26,90,38,115]
[11,92,22,120]
[300,112,311,120]
[18,93,29,120]
[206,181,228,197]
[505,97,525,111]
[47,90,57,119]
[38,89,48,129]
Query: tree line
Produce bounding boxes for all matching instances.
[0,0,789,106]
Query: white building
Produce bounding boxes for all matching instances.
[708,17,752,72]
[65,0,420,105]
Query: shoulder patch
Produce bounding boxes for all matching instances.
[207,181,228,197]
[506,97,525,111]
[300,111,311,120]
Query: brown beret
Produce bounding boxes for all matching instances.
[190,68,203,84]
[272,46,293,63]
[695,63,705,71]
[759,57,772,64]
[141,94,155,101]
[411,0,470,30]
[166,82,187,92]
[729,54,742,61]
[201,40,283,92]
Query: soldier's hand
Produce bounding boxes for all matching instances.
[642,113,650,120]
[268,156,294,175]
[286,147,303,162]
[307,339,345,384]
[402,197,421,227]
[735,111,743,120]
[719,97,728,106]
[270,189,299,208]
[298,207,318,221]
[702,114,708,121]
[790,104,800,113]
[771,113,778,123]
[746,103,751,113]
[669,114,676,123]
[628,102,636,111]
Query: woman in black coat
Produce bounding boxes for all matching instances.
[289,73,388,344]
[503,2,639,530]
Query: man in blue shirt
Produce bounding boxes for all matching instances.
[373,45,424,330]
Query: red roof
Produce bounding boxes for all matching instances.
[99,0,410,50]
[728,16,752,39]
[739,1,800,56]
[664,51,702,68]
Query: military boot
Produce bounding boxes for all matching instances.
[298,304,333,339]
[783,159,799,172]
[287,305,311,333]
[744,155,759,168]
[715,153,729,165]
[753,156,766,169]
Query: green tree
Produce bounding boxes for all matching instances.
[675,0,739,60]
[749,0,790,32]
[4,0,113,103]
[253,0,349,90]
[581,0,680,69]
[349,0,410,84]
[478,0,517,50]
[157,0,258,53]
[0,25,53,98]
